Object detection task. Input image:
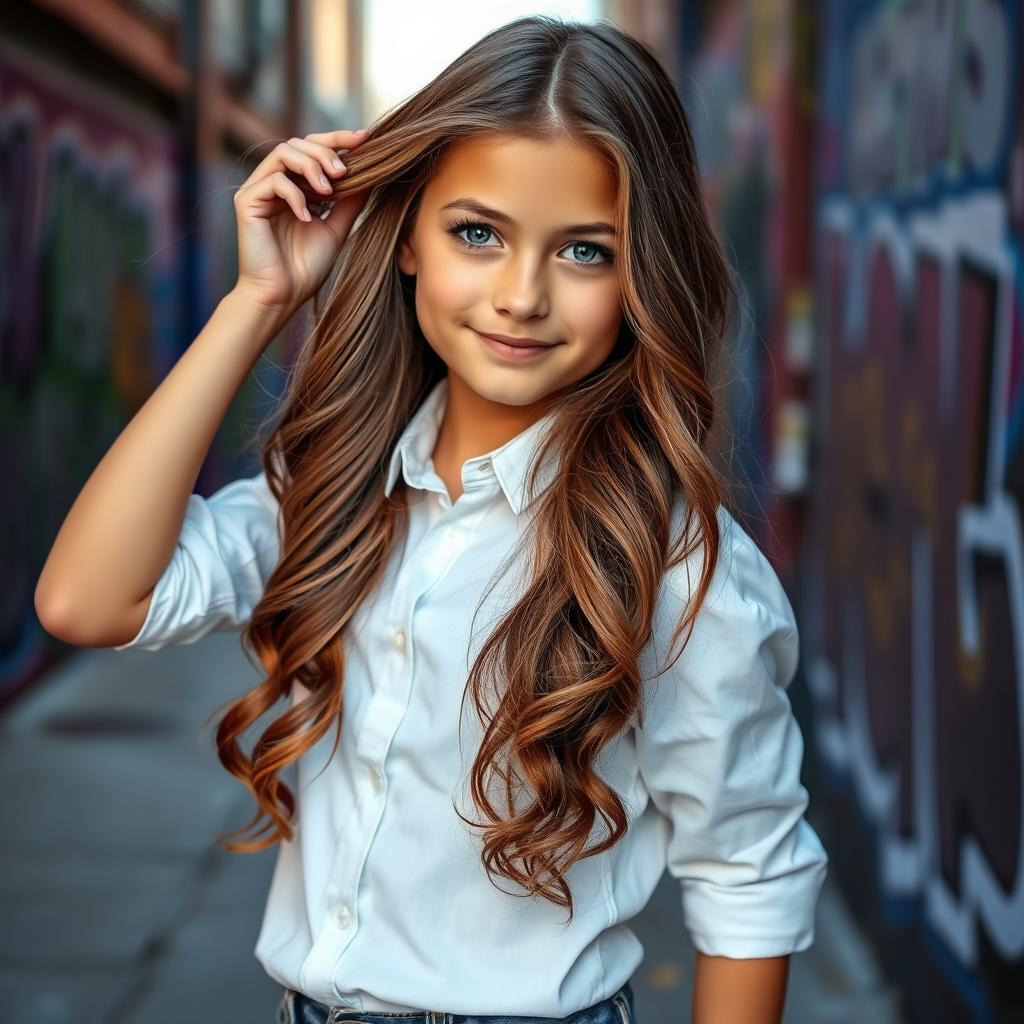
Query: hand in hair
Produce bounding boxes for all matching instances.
[232,127,372,321]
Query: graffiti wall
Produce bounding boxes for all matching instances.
[682,0,793,525]
[0,40,184,703]
[805,1,1024,1020]
[679,0,816,568]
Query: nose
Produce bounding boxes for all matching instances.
[492,252,550,321]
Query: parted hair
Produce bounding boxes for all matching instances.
[212,14,735,924]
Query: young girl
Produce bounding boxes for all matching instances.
[36,15,827,1024]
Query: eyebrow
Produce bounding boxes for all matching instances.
[439,197,616,237]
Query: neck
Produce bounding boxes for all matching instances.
[431,372,556,470]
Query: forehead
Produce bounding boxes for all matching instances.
[422,133,617,219]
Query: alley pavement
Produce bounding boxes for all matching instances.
[1,629,905,1023]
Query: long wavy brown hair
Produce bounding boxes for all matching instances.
[211,14,736,923]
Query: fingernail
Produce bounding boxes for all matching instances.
[319,175,330,189]
[332,158,344,170]
[355,128,370,137]
[302,208,311,221]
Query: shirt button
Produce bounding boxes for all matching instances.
[368,766,385,792]
[478,458,492,473]
[335,901,352,928]
[393,629,405,651]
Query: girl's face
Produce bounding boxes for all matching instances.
[397,133,623,409]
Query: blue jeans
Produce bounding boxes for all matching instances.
[276,980,638,1024]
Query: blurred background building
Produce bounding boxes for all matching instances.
[3,1,1022,1022]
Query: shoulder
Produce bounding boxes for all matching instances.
[203,466,279,517]
[111,465,284,652]
[652,495,800,690]
[200,461,282,530]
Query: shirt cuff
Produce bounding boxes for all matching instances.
[687,927,817,959]
[680,849,828,958]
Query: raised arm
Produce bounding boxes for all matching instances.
[34,291,289,647]
[35,127,371,648]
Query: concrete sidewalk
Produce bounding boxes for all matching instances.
[0,632,904,1023]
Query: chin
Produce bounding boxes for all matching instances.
[460,372,555,408]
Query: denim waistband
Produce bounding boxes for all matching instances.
[278,980,637,1024]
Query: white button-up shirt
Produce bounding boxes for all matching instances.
[115,375,828,1016]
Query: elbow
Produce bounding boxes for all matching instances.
[34,581,91,645]
[38,585,152,648]
[35,563,154,648]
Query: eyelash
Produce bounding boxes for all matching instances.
[444,217,615,271]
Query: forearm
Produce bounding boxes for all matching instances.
[35,288,287,643]
[691,952,790,1024]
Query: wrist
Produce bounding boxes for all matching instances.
[221,287,295,345]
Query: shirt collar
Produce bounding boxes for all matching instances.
[383,376,561,514]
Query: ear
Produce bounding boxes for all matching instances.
[396,236,417,276]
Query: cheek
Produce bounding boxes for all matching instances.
[417,242,479,314]
[564,277,622,346]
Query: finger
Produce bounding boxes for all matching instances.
[247,129,367,193]
[306,128,370,150]
[256,141,334,197]
[321,185,371,240]
[239,170,311,222]
[307,128,370,161]
[286,136,350,185]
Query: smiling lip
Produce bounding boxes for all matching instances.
[473,329,559,349]
[472,328,561,363]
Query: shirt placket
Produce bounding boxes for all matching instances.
[314,468,495,1003]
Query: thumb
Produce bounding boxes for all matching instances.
[322,186,371,243]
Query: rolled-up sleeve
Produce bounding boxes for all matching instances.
[634,506,828,958]
[113,470,282,652]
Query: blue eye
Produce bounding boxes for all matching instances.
[454,222,497,248]
[444,218,615,271]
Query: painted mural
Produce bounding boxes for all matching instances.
[682,0,796,526]
[0,41,184,703]
[0,16,303,706]
[806,1,1024,1020]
